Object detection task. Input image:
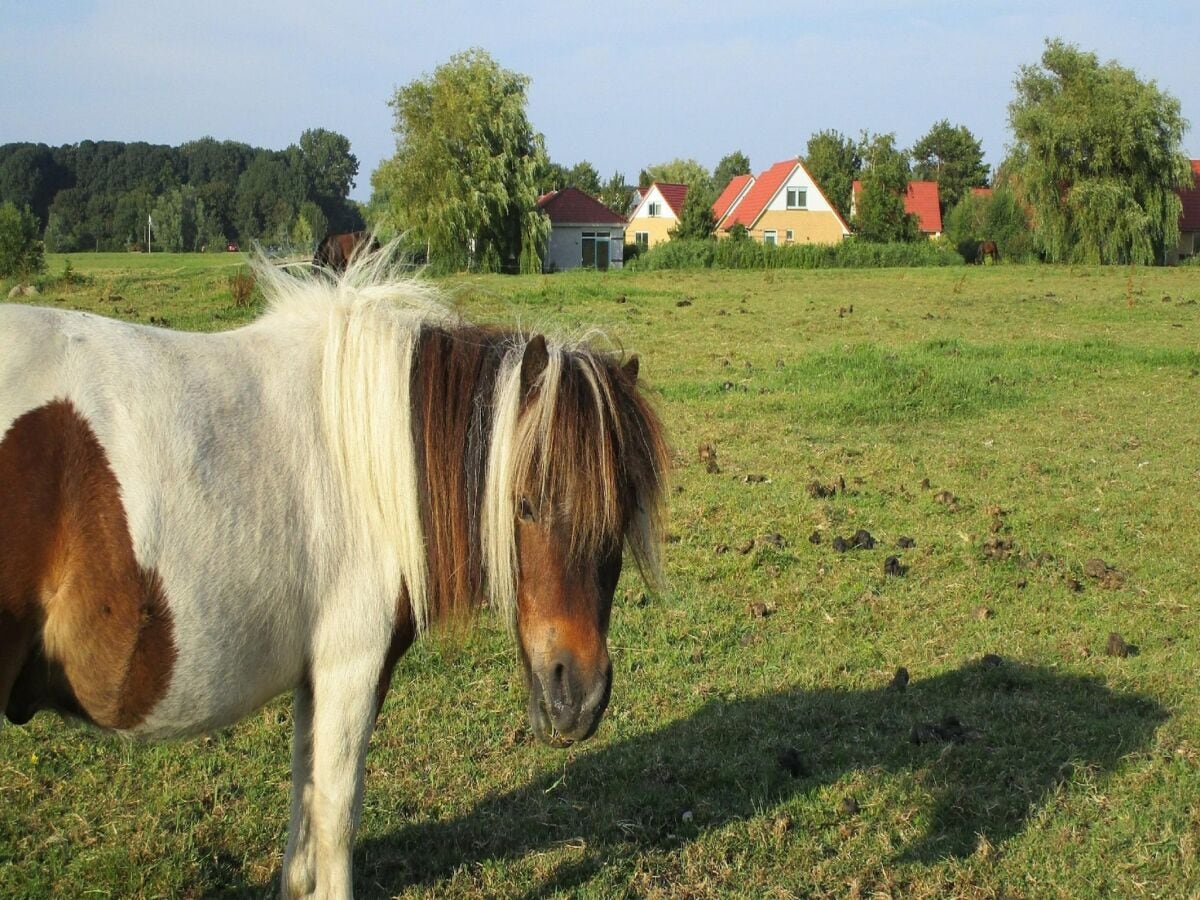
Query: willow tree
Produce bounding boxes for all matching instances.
[1007,39,1192,264]
[372,49,549,273]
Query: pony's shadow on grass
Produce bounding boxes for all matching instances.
[356,658,1165,895]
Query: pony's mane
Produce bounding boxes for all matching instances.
[251,248,669,633]
[483,339,670,627]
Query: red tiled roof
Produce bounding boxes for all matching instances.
[1179,160,1200,232]
[851,179,943,233]
[712,174,753,223]
[652,182,689,218]
[722,160,796,230]
[537,187,626,226]
[905,181,942,233]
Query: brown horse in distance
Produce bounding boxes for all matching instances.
[314,231,380,272]
[976,240,999,264]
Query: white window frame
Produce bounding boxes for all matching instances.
[786,187,807,209]
[763,230,777,246]
[647,201,661,217]
[634,231,649,249]
[785,229,794,243]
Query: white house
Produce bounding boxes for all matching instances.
[537,188,627,272]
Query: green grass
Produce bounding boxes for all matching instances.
[3,256,1200,897]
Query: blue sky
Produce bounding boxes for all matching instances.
[4,2,1198,201]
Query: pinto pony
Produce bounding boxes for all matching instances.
[0,252,669,898]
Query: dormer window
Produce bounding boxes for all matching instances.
[786,187,807,209]
[648,202,661,217]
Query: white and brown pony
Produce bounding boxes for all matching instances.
[0,252,668,898]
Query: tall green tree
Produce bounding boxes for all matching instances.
[299,128,358,200]
[713,151,751,192]
[911,119,989,213]
[1007,38,1192,264]
[567,160,602,196]
[804,130,860,219]
[234,152,306,244]
[638,158,712,192]
[0,143,68,227]
[597,170,630,215]
[853,132,918,242]
[298,128,361,231]
[0,202,45,277]
[372,48,550,273]
[670,182,717,240]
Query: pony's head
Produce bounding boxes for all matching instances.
[486,334,668,746]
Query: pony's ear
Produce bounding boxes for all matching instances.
[520,335,549,397]
[621,354,639,384]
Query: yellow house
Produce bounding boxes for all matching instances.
[626,182,689,249]
[714,159,849,244]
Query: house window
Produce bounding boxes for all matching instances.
[785,229,794,243]
[634,231,649,249]
[647,202,661,217]
[763,230,777,246]
[786,187,807,209]
[582,232,611,270]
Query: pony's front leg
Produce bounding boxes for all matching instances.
[307,658,381,899]
[282,680,316,899]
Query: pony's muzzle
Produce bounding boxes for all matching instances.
[528,652,612,747]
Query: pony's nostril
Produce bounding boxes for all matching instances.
[550,661,570,710]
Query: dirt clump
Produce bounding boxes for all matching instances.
[748,602,772,619]
[698,443,720,474]
[776,747,809,778]
[1106,632,1135,658]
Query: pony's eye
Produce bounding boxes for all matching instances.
[518,496,537,522]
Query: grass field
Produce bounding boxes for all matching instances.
[3,254,1200,897]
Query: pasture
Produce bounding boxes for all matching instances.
[3,253,1200,897]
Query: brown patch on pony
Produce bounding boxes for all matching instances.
[0,401,176,729]
[313,231,380,272]
[410,324,510,625]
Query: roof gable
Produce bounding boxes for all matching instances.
[723,160,796,229]
[537,187,626,226]
[712,174,754,224]
[628,182,689,221]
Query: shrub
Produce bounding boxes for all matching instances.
[228,271,257,307]
[943,187,1036,263]
[0,202,46,278]
[628,237,962,271]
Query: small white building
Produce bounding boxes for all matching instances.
[537,188,626,272]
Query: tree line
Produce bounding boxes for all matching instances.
[0,129,363,254]
[369,40,1193,271]
[2,38,1192,273]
